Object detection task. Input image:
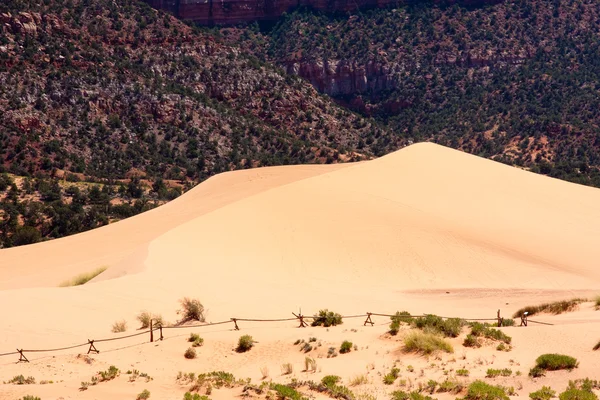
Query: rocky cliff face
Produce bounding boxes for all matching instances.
[144,0,503,25]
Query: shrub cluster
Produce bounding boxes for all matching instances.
[463,381,509,400]
[404,331,454,354]
[236,335,254,353]
[311,309,343,327]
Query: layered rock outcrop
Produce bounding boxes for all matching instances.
[144,0,503,25]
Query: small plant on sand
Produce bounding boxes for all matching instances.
[311,309,343,327]
[501,318,516,327]
[496,343,511,352]
[178,297,205,323]
[404,331,454,354]
[260,366,269,380]
[384,368,400,385]
[304,356,317,372]
[8,375,36,385]
[413,315,465,338]
[390,311,413,335]
[184,347,197,359]
[456,369,470,377]
[21,396,41,400]
[468,323,511,344]
[183,393,210,400]
[137,311,164,328]
[559,381,598,400]
[438,379,464,393]
[463,380,509,400]
[534,354,578,371]
[463,334,481,348]
[137,389,151,400]
[529,367,546,378]
[512,298,586,318]
[486,369,512,378]
[281,363,294,375]
[59,266,107,287]
[327,347,338,358]
[236,335,254,353]
[270,383,306,400]
[188,333,204,347]
[529,386,556,400]
[340,340,353,354]
[322,375,341,387]
[111,320,127,333]
[350,374,369,386]
[391,390,435,400]
[99,366,120,382]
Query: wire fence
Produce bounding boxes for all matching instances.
[0,309,550,363]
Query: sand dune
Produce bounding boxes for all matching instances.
[2,143,600,400]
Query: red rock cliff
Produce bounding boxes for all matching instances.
[143,0,504,25]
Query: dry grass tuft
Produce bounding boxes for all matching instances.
[281,363,293,375]
[59,267,107,287]
[111,320,127,333]
[512,298,586,318]
[178,297,205,324]
[403,331,454,355]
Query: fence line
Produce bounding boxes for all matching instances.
[0,309,551,362]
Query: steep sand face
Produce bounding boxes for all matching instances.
[1,142,600,348]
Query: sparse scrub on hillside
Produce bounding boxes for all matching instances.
[311,309,343,327]
[383,368,400,385]
[59,267,107,287]
[178,298,205,323]
[111,320,127,333]
[559,381,599,400]
[595,296,600,310]
[529,367,546,378]
[438,379,464,394]
[534,354,578,371]
[7,375,36,385]
[486,369,512,378]
[512,299,586,318]
[269,383,307,400]
[236,335,254,353]
[463,381,509,400]
[183,393,210,400]
[137,389,151,400]
[463,334,481,348]
[404,331,453,355]
[496,343,511,352]
[456,369,470,377]
[349,374,369,386]
[529,386,556,400]
[413,315,465,338]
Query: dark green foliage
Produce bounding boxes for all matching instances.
[8,375,36,385]
[236,335,254,352]
[339,340,352,354]
[311,309,343,327]
[383,368,400,385]
[183,393,210,400]
[270,383,307,400]
[468,323,511,344]
[463,381,509,400]
[529,386,556,400]
[390,311,412,335]
[486,369,512,378]
[178,298,205,323]
[528,367,546,378]
[413,315,465,338]
[184,347,196,359]
[559,381,599,400]
[321,375,341,388]
[535,354,578,371]
[391,390,435,400]
[463,334,481,348]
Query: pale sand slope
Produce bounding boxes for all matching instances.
[2,142,600,400]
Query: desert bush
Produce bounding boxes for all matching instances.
[59,266,107,287]
[486,369,512,378]
[464,334,481,348]
[281,363,293,375]
[496,343,511,352]
[404,331,454,354]
[179,298,205,323]
[137,311,164,329]
[99,366,120,381]
[183,393,210,400]
[270,383,305,400]
[21,397,41,400]
[340,340,353,354]
[469,323,511,344]
[512,299,586,318]
[137,389,151,400]
[327,347,338,358]
[8,375,36,384]
[390,311,413,335]
[184,347,197,359]
[311,309,343,327]
[304,356,317,372]
[439,379,464,393]
[391,390,435,400]
[383,368,400,385]
[413,315,465,338]
[322,375,341,388]
[188,333,204,347]
[236,335,254,353]
[529,367,546,378]
[530,386,556,400]
[535,354,578,371]
[559,387,598,400]
[111,320,127,333]
[456,369,470,377]
[260,366,269,379]
[463,380,509,400]
[350,374,369,386]
[301,342,313,353]
[501,319,516,327]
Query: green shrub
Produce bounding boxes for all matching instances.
[559,389,597,400]
[439,379,464,393]
[390,311,413,335]
[189,333,204,347]
[22,397,41,400]
[404,331,453,354]
[183,393,210,400]
[391,390,435,400]
[179,297,205,323]
[383,368,400,385]
[184,347,196,359]
[529,367,546,378]
[469,323,511,344]
[496,343,511,352]
[413,315,465,338]
[236,335,254,353]
[311,309,343,327]
[137,389,151,400]
[463,334,481,348]
[456,369,470,377]
[530,386,556,400]
[535,354,578,371]
[322,375,341,388]
[501,318,515,327]
[340,340,353,354]
[595,296,600,309]
[270,383,306,400]
[486,369,512,378]
[99,366,120,382]
[8,375,36,384]
[463,380,509,400]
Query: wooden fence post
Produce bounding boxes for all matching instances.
[364,312,374,326]
[159,325,163,341]
[17,349,29,363]
[87,340,99,354]
[497,309,504,327]
[231,318,240,330]
[150,319,154,343]
[292,312,308,328]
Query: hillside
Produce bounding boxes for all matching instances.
[228,0,600,187]
[0,0,390,247]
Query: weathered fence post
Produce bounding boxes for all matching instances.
[150,319,154,343]
[17,349,29,363]
[364,312,374,326]
[87,340,99,354]
[159,325,163,341]
[231,318,240,330]
[292,312,308,328]
[497,309,504,327]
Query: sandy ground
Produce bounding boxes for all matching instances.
[1,143,600,400]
